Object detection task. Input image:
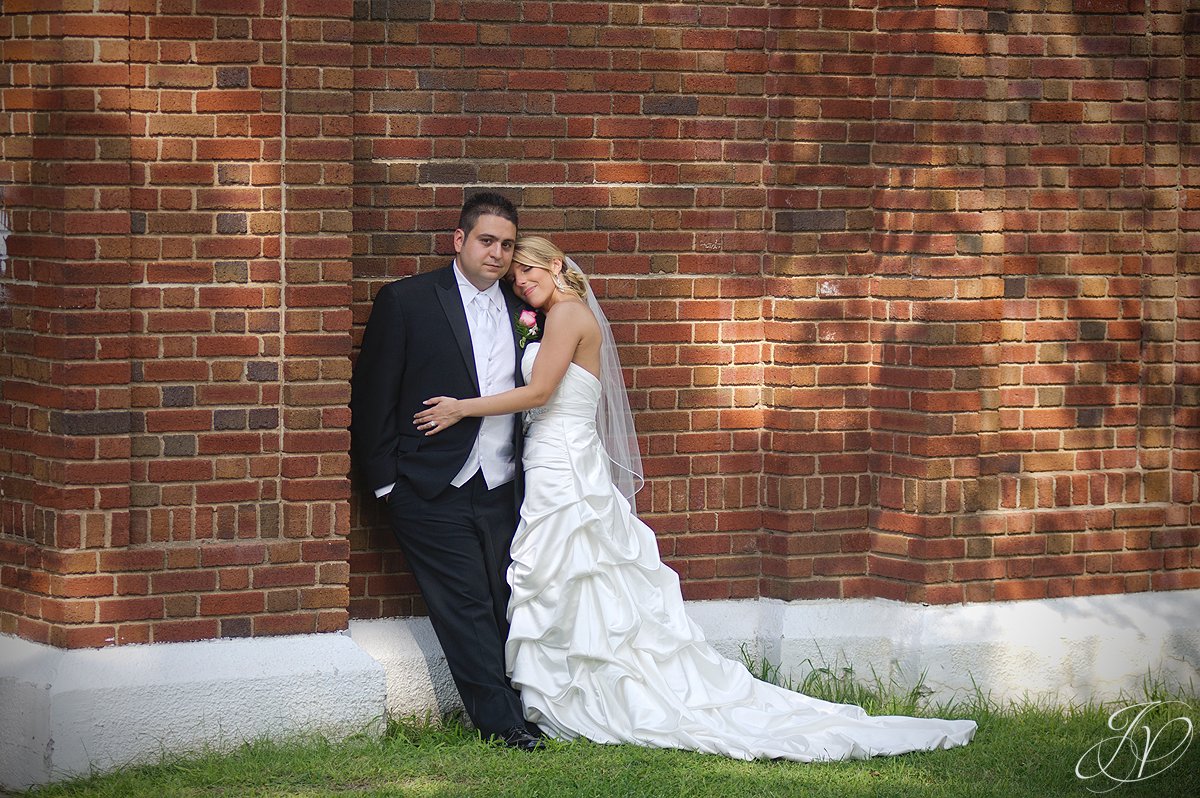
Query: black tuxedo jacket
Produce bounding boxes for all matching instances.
[350,265,529,500]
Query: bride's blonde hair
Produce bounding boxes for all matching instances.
[512,235,589,301]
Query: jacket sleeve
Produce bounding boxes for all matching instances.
[350,282,406,492]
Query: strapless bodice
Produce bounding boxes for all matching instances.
[521,342,601,425]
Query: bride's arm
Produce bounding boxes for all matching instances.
[414,302,587,434]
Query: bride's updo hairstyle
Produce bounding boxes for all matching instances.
[512,235,589,301]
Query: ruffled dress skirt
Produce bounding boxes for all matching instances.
[505,347,976,761]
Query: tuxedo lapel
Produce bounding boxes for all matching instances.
[435,267,480,393]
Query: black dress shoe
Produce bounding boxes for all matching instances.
[494,726,544,751]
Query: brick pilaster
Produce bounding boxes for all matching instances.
[0,1,356,647]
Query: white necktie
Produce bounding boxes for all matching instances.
[472,293,495,333]
[473,294,505,391]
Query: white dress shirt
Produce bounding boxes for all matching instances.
[449,262,517,489]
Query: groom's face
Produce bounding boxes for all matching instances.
[454,213,517,292]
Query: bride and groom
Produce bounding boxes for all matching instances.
[350,193,976,760]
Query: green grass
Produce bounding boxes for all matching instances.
[17,663,1200,798]
[740,644,935,716]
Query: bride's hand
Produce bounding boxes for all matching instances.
[414,397,463,435]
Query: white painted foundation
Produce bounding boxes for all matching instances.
[2,589,1197,790]
[346,616,463,719]
[686,590,1200,705]
[0,632,386,791]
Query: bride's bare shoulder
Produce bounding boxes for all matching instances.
[545,298,597,330]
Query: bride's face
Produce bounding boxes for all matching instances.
[511,261,559,309]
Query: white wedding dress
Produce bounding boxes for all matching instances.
[505,342,976,761]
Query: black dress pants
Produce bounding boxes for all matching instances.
[385,471,524,737]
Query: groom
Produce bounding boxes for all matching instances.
[350,192,541,750]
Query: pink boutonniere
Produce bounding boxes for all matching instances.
[515,309,540,348]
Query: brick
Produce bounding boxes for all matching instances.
[154,619,221,643]
[49,411,144,436]
[252,564,317,589]
[97,597,164,623]
[152,571,218,594]
[200,544,267,567]
[199,591,266,616]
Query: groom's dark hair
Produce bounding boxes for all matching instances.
[458,192,518,235]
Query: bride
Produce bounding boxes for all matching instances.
[414,236,976,761]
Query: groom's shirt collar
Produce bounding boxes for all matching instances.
[451,260,504,313]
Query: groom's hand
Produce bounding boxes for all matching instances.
[414,396,464,435]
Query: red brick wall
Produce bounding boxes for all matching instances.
[347,0,1199,615]
[1,1,1197,648]
[0,0,354,646]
